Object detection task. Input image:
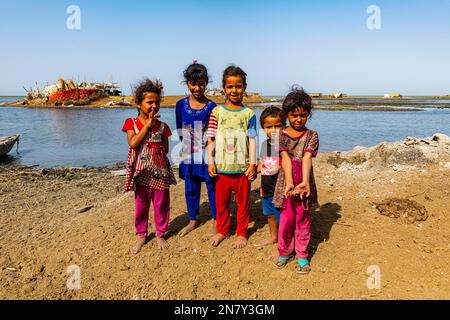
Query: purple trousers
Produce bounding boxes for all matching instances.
[134,184,170,238]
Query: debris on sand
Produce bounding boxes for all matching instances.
[326,133,450,171]
[78,205,94,213]
[372,198,428,224]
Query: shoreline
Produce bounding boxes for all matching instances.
[0,105,429,112]
[1,95,450,111]
[2,133,449,169]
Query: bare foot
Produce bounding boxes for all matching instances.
[202,221,217,241]
[210,233,226,247]
[255,238,277,247]
[178,220,198,237]
[156,236,169,250]
[233,236,248,249]
[131,237,146,254]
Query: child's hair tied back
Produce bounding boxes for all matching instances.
[184,62,209,84]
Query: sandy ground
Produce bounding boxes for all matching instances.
[1,148,450,300]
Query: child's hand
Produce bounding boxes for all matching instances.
[294,181,311,200]
[284,183,295,198]
[245,165,257,182]
[143,110,160,128]
[208,163,218,178]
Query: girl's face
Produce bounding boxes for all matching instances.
[287,106,309,131]
[224,76,245,104]
[138,92,160,116]
[263,115,284,139]
[187,79,207,99]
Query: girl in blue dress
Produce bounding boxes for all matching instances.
[176,62,217,237]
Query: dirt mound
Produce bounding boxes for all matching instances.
[326,133,450,171]
[372,198,428,224]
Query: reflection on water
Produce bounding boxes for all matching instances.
[1,106,449,167]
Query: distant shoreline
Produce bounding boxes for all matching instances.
[1,95,449,112]
[0,104,428,112]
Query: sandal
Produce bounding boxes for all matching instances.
[295,258,311,274]
[274,256,293,269]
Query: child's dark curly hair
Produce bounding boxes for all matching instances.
[282,86,313,117]
[133,78,163,105]
[222,65,247,89]
[183,62,209,84]
[260,106,286,128]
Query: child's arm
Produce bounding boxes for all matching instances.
[126,113,156,149]
[162,135,169,154]
[245,115,258,181]
[293,152,312,199]
[245,137,257,181]
[207,137,217,177]
[206,111,218,178]
[280,151,295,197]
[127,123,150,149]
[294,130,318,199]
[175,102,183,141]
[257,160,262,174]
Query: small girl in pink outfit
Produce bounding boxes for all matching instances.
[122,78,176,254]
[272,87,319,274]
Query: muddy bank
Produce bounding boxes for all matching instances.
[0,95,267,109]
[1,135,449,299]
[3,95,449,111]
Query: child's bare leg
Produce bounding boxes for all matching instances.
[131,236,147,254]
[156,235,169,250]
[233,236,248,249]
[260,216,278,246]
[210,232,226,247]
[178,220,198,237]
[202,220,217,241]
[210,220,217,235]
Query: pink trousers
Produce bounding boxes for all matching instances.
[134,184,170,238]
[278,197,311,259]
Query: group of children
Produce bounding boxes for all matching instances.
[122,63,319,274]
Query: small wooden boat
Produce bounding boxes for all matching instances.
[0,134,20,156]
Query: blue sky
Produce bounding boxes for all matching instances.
[1,0,450,96]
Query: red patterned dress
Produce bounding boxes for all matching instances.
[122,118,177,192]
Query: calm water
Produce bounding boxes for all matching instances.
[1,106,449,167]
[0,97,24,104]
